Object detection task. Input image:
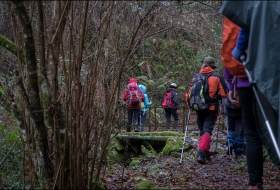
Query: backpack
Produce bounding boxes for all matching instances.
[189,72,217,111]
[126,82,141,106]
[221,18,247,77]
[224,97,242,116]
[161,90,174,108]
[225,96,241,110]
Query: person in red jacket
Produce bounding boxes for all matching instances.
[122,78,145,132]
[186,57,228,164]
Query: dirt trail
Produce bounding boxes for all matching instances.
[102,145,280,189]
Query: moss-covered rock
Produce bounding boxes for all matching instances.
[134,180,159,190]
[141,145,156,157]
[109,136,125,152]
[109,149,124,162]
[162,137,183,157]
[105,136,125,164]
[143,141,157,155]
[128,158,143,167]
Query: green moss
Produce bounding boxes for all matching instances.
[92,175,106,189]
[0,33,26,58]
[134,180,159,190]
[234,161,247,170]
[127,131,184,137]
[42,93,49,110]
[177,86,186,92]
[143,141,157,155]
[133,176,147,182]
[129,158,142,167]
[141,145,156,157]
[109,136,125,152]
[107,149,123,163]
[162,137,183,156]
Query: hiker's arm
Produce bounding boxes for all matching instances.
[232,28,249,62]
[218,78,228,99]
[141,92,145,102]
[228,91,239,106]
[172,92,179,106]
[223,64,239,105]
[223,67,234,91]
[122,90,128,101]
[185,78,194,106]
[185,93,190,107]
[145,94,152,107]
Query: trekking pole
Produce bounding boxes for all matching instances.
[223,98,232,159]
[225,114,232,159]
[215,114,221,149]
[180,108,191,164]
[241,55,280,161]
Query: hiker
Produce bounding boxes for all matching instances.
[220,8,270,188]
[223,86,245,158]
[161,83,179,131]
[223,30,265,189]
[122,78,145,132]
[185,56,228,164]
[137,84,152,132]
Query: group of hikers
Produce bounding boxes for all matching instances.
[122,56,245,160]
[122,79,179,132]
[121,78,152,132]
[122,1,280,189]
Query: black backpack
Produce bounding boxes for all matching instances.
[189,72,217,111]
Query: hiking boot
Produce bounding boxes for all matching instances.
[205,151,211,161]
[196,150,206,164]
[250,183,263,190]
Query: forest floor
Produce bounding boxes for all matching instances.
[101,130,280,190]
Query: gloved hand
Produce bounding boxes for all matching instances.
[232,47,246,63]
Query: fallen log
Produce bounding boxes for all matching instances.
[117,134,183,142]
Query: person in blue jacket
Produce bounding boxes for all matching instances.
[138,84,152,132]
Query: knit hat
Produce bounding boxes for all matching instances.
[129,78,137,83]
[202,56,217,69]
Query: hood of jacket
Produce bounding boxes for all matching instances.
[200,66,215,74]
[129,78,137,83]
[138,84,147,94]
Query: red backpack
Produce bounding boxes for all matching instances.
[162,91,174,108]
[126,82,141,106]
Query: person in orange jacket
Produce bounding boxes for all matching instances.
[185,57,228,164]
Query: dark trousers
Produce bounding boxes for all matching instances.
[238,87,263,186]
[164,108,179,129]
[137,111,148,132]
[228,114,244,136]
[196,110,218,136]
[126,108,140,132]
